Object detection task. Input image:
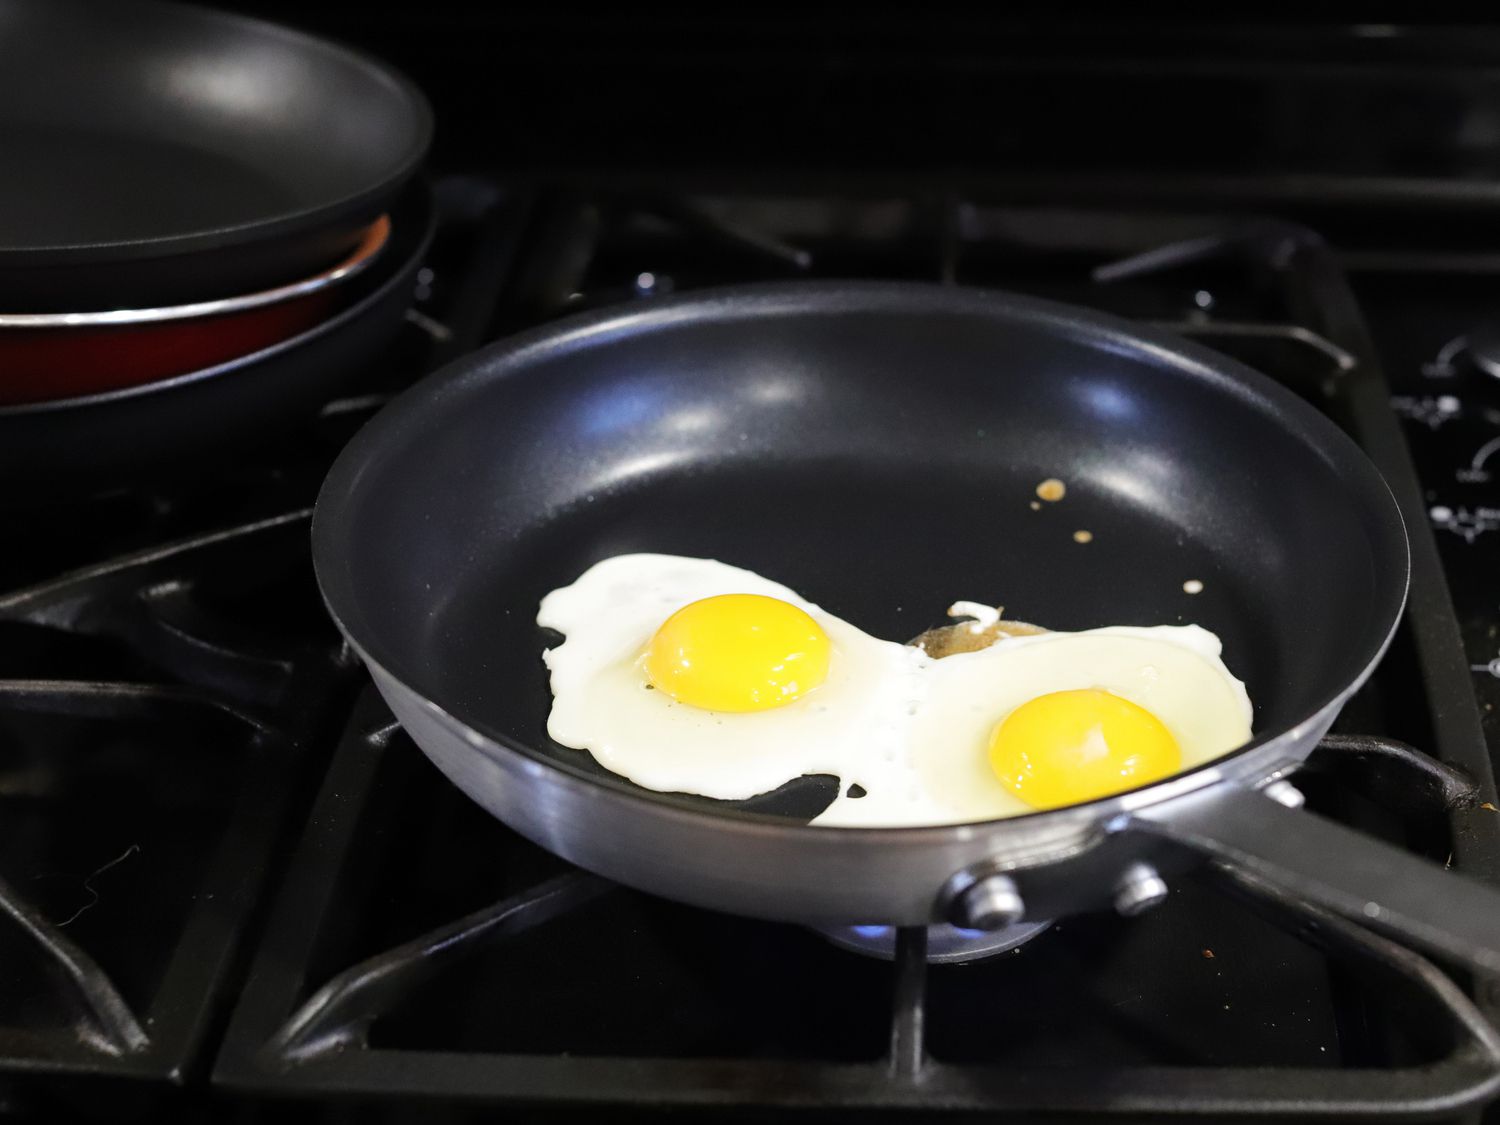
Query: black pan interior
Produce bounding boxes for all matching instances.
[315,283,1409,822]
[0,0,429,308]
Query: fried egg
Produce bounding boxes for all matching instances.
[538,554,1252,828]
[881,625,1252,826]
[539,554,942,821]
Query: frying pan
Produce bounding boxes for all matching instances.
[0,184,434,492]
[0,216,390,405]
[0,0,430,311]
[313,282,1500,975]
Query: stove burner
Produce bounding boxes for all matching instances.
[6,168,1500,1119]
[818,919,1053,963]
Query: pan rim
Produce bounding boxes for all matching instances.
[0,187,434,416]
[313,278,1412,839]
[0,217,390,328]
[0,0,432,263]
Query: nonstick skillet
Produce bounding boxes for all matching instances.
[0,183,434,493]
[313,281,1500,974]
[0,0,430,310]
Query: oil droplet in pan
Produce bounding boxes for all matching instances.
[1183,579,1204,594]
[1036,478,1067,502]
[1073,529,1093,544]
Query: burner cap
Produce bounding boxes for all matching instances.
[818,920,1052,964]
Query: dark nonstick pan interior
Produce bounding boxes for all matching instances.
[0,0,430,310]
[316,282,1408,823]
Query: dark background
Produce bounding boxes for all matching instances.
[199,9,1500,185]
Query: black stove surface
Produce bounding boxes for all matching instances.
[5,146,1500,1125]
[1360,278,1500,747]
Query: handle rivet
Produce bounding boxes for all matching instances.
[1262,779,1306,808]
[953,874,1026,930]
[1114,862,1169,916]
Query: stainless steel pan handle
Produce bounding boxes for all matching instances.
[1132,786,1500,976]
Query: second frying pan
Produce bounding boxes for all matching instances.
[0,0,430,311]
[314,281,1500,974]
[0,183,434,492]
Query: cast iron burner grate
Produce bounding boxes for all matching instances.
[214,690,1500,1117]
[212,193,1500,1120]
[0,510,349,1090]
[0,178,523,1113]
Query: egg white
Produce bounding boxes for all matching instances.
[538,554,1253,828]
[539,554,950,823]
[889,626,1253,826]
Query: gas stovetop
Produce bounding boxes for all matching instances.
[3,179,1500,1123]
[1364,281,1500,731]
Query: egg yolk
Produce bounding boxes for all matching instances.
[644,594,831,712]
[988,689,1181,810]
